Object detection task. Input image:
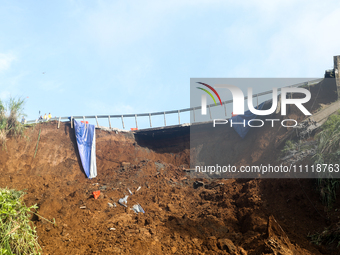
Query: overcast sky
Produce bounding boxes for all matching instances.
[0,0,339,129]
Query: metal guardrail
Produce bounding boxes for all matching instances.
[26,78,323,129]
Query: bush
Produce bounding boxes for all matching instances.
[0,97,26,150]
[314,111,340,207]
[0,188,41,254]
[315,111,340,161]
[308,111,340,251]
[6,97,26,137]
[281,140,297,156]
[309,222,340,249]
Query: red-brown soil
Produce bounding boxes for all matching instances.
[0,79,339,254]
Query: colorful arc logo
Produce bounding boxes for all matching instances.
[196,82,223,106]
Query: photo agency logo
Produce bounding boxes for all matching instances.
[196,82,312,128]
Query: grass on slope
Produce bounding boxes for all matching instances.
[0,188,41,255]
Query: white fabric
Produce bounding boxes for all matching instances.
[89,128,97,178]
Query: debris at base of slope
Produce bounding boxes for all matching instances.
[154,162,166,171]
[193,181,204,189]
[93,190,101,199]
[281,140,317,165]
[131,204,145,214]
[100,185,107,191]
[118,195,129,207]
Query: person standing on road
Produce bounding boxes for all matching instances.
[48,113,52,120]
[43,113,47,120]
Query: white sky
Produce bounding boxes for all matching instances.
[0,0,339,129]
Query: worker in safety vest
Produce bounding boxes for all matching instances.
[48,113,52,120]
[43,113,47,120]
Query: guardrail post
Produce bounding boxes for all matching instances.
[95,115,99,127]
[224,102,227,116]
[208,105,212,119]
[58,117,61,129]
[164,112,166,126]
[178,110,180,124]
[71,116,73,128]
[83,116,86,128]
[135,114,138,129]
[108,116,112,129]
[149,113,152,127]
[193,108,196,122]
[121,115,125,129]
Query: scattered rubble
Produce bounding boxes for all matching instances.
[281,140,317,164]
[131,204,145,214]
[193,181,204,189]
[118,195,129,207]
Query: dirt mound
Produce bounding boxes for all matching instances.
[0,80,339,254]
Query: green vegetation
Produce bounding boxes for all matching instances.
[309,223,340,248]
[314,111,340,164]
[0,97,26,150]
[0,188,41,255]
[33,129,41,159]
[281,140,297,156]
[313,111,340,207]
[308,111,340,249]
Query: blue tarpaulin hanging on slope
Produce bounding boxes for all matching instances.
[231,102,265,139]
[74,120,97,178]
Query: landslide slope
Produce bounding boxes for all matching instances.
[0,79,339,254]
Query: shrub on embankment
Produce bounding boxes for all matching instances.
[314,110,340,207]
[0,188,42,254]
[308,111,340,249]
[0,97,26,150]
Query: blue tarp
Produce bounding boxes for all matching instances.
[231,102,265,139]
[74,120,97,178]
